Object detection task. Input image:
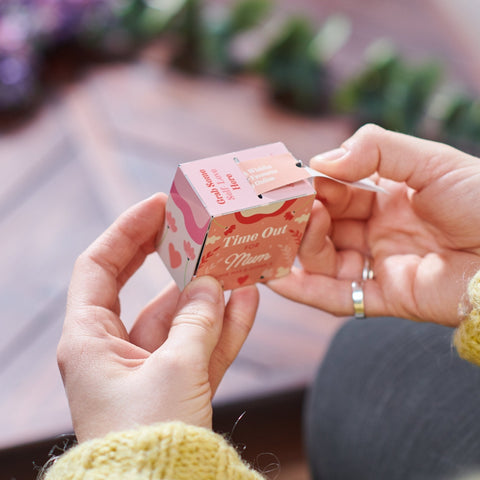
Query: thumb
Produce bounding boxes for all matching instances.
[163,276,225,365]
[310,124,478,191]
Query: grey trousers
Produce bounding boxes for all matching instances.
[305,317,480,480]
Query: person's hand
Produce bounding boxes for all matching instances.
[269,124,480,326]
[57,194,259,442]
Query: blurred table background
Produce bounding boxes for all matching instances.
[1,0,480,478]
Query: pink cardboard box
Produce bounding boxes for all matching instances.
[157,142,315,290]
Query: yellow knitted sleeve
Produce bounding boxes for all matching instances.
[43,422,265,480]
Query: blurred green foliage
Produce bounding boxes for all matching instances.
[3,0,480,155]
[168,0,272,74]
[335,41,442,135]
[254,17,329,114]
[252,15,349,114]
[77,0,189,55]
[440,96,480,153]
[96,0,480,154]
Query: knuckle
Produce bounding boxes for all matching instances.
[349,124,387,164]
[72,251,90,274]
[56,338,71,376]
[56,330,91,377]
[358,123,385,137]
[176,309,218,332]
[352,123,386,149]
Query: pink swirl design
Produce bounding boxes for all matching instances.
[171,180,210,244]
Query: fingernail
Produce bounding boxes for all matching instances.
[311,147,348,163]
[187,276,221,303]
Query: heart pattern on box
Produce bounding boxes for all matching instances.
[168,243,182,269]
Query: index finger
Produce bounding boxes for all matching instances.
[311,124,478,191]
[313,176,376,220]
[67,193,167,311]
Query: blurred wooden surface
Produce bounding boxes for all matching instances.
[1,1,480,477]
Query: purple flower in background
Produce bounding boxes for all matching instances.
[0,53,36,108]
[0,0,141,111]
[0,3,38,109]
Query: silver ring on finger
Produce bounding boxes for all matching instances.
[362,256,374,281]
[352,281,365,319]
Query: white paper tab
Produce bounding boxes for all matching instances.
[304,166,387,194]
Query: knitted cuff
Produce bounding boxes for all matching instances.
[43,422,265,480]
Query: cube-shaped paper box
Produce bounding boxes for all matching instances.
[156,142,315,290]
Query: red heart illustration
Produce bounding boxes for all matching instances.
[237,275,249,285]
[169,243,182,269]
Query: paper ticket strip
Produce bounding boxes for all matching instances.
[157,143,385,290]
[236,152,386,195]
